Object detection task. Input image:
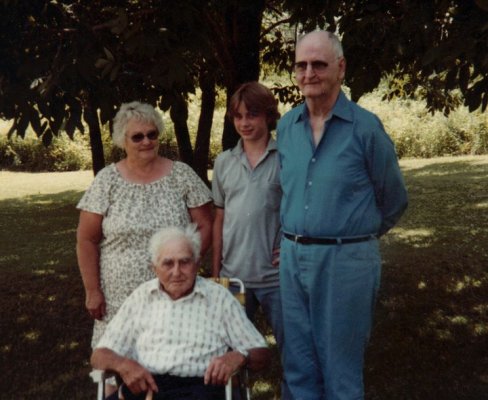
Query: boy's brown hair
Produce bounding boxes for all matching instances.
[227,82,280,131]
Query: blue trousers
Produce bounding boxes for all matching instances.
[243,286,292,400]
[243,287,285,354]
[279,238,381,400]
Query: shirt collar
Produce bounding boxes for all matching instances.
[230,137,277,157]
[294,90,353,124]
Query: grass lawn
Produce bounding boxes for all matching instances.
[1,156,487,399]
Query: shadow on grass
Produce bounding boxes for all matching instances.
[0,190,284,399]
[1,159,487,399]
[0,190,96,399]
[366,159,488,400]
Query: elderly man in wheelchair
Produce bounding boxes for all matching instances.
[91,225,270,400]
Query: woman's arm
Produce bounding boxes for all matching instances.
[76,210,105,320]
[189,202,213,258]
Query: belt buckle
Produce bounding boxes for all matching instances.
[294,234,302,243]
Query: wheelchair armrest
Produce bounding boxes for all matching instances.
[90,369,154,400]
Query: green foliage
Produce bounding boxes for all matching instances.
[359,91,488,159]
[0,131,91,171]
[2,0,487,177]
[1,86,488,173]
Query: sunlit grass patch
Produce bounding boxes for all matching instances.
[447,275,483,293]
[474,201,488,209]
[33,268,57,276]
[16,315,29,323]
[266,334,276,346]
[1,345,12,353]
[0,254,20,263]
[417,281,427,289]
[58,341,80,351]
[23,330,41,341]
[473,324,488,336]
[391,227,435,248]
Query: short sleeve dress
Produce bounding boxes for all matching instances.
[77,161,212,346]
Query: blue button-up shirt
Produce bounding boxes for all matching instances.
[277,91,408,238]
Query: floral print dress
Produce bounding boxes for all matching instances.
[77,161,212,346]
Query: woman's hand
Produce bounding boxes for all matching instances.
[77,211,105,319]
[86,288,106,320]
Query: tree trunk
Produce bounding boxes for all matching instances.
[193,70,216,186]
[83,96,105,176]
[170,94,194,166]
[221,1,265,150]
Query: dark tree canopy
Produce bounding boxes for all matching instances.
[269,0,488,114]
[1,0,487,175]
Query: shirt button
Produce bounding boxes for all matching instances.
[304,205,309,210]
[311,158,316,163]
[308,181,312,186]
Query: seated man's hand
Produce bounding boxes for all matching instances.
[204,351,246,386]
[118,358,158,395]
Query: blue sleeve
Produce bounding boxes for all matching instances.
[366,122,408,236]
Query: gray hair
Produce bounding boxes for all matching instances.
[112,101,164,149]
[297,30,344,59]
[148,225,201,266]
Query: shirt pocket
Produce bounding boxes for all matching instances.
[257,181,282,211]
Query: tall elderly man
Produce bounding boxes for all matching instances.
[277,30,408,399]
[91,225,270,400]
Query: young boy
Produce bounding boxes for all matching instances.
[212,81,290,399]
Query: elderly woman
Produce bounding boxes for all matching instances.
[76,101,212,349]
[91,225,270,400]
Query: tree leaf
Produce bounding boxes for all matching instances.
[103,47,115,62]
[95,58,111,69]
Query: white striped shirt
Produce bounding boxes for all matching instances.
[96,276,267,377]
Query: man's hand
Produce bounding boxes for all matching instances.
[204,351,246,386]
[272,247,280,267]
[118,358,158,395]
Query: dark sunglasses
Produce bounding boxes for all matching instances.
[128,130,159,143]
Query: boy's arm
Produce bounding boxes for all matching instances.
[212,207,225,277]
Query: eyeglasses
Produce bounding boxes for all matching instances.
[294,61,329,74]
[156,257,195,270]
[128,130,159,143]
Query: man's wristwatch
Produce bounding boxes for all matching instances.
[236,349,249,367]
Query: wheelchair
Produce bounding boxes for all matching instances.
[90,277,251,400]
